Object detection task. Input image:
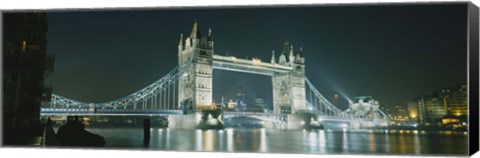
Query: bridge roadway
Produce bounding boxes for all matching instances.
[40,108,371,123]
[40,108,183,116]
[212,54,292,76]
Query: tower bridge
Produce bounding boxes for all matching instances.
[41,21,389,129]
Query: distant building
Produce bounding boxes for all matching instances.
[255,98,265,106]
[408,100,425,124]
[407,84,467,127]
[235,86,247,111]
[389,105,409,123]
[422,96,448,126]
[227,99,237,110]
[445,85,468,117]
[254,98,268,112]
[3,12,54,141]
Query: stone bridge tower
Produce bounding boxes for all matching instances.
[178,20,214,111]
[271,41,307,114]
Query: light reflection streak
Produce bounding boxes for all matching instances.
[342,130,349,152]
[368,133,376,152]
[195,130,203,151]
[319,130,326,152]
[398,134,406,153]
[259,128,268,152]
[384,132,391,153]
[157,128,164,149]
[308,131,317,152]
[203,130,215,151]
[218,130,224,151]
[227,128,234,152]
[165,128,170,148]
[414,132,421,154]
[251,129,258,150]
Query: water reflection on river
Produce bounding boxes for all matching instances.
[78,127,467,155]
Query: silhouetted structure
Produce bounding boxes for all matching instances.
[3,12,55,144]
[56,116,105,147]
[143,119,151,146]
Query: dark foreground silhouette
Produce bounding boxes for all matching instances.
[56,116,105,147]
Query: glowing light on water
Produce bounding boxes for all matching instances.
[165,128,170,147]
[195,130,203,151]
[319,130,326,152]
[342,130,349,151]
[414,133,421,154]
[226,128,234,152]
[413,130,418,134]
[368,133,376,152]
[259,128,268,152]
[218,130,224,151]
[444,131,452,135]
[203,130,215,151]
[308,131,318,152]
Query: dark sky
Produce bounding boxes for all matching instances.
[44,3,468,110]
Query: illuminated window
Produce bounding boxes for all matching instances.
[22,40,27,51]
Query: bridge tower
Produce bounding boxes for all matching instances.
[271,41,308,114]
[178,20,214,111]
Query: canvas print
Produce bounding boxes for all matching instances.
[2,2,477,156]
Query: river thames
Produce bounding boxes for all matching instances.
[53,126,468,156]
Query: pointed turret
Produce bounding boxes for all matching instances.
[279,52,287,65]
[190,19,202,39]
[178,33,184,51]
[296,47,302,60]
[271,50,276,64]
[296,47,305,64]
[289,45,295,65]
[281,40,291,58]
[208,28,213,41]
[299,47,304,56]
[185,36,191,48]
[207,28,214,49]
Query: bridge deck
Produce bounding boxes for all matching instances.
[212,54,292,75]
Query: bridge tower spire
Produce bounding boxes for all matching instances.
[289,45,295,66]
[271,50,276,64]
[178,33,184,52]
[207,28,214,49]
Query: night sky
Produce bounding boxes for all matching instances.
[44,3,467,110]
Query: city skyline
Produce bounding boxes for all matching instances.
[45,4,467,110]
